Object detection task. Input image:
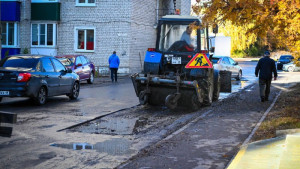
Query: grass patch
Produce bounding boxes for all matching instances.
[253,84,300,141]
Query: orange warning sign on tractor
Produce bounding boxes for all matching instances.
[185,53,213,69]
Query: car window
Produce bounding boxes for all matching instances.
[58,58,74,66]
[80,56,88,65]
[41,58,55,72]
[228,58,235,65]
[280,55,293,60]
[1,56,39,69]
[222,57,230,64]
[52,59,66,72]
[75,56,83,65]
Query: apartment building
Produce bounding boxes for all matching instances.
[1,0,191,73]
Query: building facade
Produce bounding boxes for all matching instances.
[1,0,191,73]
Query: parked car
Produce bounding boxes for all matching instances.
[277,55,294,70]
[55,55,95,84]
[0,55,80,105]
[211,56,242,80]
[283,58,300,72]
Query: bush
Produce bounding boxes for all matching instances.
[232,50,246,58]
[245,45,263,57]
[23,48,29,54]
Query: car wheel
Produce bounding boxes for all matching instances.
[287,66,294,72]
[87,72,94,84]
[236,70,242,80]
[69,82,80,100]
[34,86,47,105]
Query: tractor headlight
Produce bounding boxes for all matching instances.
[165,54,173,62]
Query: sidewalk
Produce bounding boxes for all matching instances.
[119,72,300,169]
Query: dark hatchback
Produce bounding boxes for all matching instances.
[0,55,80,105]
[277,55,294,70]
[55,55,95,84]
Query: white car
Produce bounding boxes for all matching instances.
[212,56,243,80]
[283,59,300,72]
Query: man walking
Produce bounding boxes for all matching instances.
[108,51,120,83]
[255,51,278,102]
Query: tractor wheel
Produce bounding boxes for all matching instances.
[139,91,148,105]
[165,94,178,110]
[202,71,214,106]
[191,94,201,110]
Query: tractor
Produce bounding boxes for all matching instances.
[131,15,231,110]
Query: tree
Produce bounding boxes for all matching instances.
[193,0,300,58]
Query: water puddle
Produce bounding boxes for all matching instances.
[69,117,139,135]
[220,78,254,99]
[50,138,134,155]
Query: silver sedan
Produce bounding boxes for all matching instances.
[212,56,243,80]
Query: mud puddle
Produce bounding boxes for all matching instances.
[68,117,139,135]
[50,138,135,155]
[220,78,253,99]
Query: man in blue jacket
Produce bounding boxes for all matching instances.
[108,51,120,82]
[255,51,278,102]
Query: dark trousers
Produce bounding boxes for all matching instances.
[259,78,271,99]
[110,68,118,82]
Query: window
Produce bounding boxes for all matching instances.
[222,57,230,64]
[42,58,55,72]
[52,59,66,72]
[1,22,18,47]
[32,23,56,47]
[75,57,82,65]
[228,58,235,65]
[2,56,39,69]
[158,24,198,52]
[76,0,96,6]
[75,27,95,52]
[80,56,88,64]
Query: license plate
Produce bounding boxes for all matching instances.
[172,57,181,64]
[0,91,9,96]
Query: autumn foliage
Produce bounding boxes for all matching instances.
[193,0,300,58]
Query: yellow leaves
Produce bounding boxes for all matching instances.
[195,0,300,56]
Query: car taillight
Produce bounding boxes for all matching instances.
[17,73,31,82]
[148,48,155,52]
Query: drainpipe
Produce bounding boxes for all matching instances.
[0,0,2,59]
[156,0,159,25]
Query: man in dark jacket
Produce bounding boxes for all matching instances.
[255,51,278,102]
[108,51,120,82]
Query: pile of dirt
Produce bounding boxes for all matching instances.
[252,83,300,141]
